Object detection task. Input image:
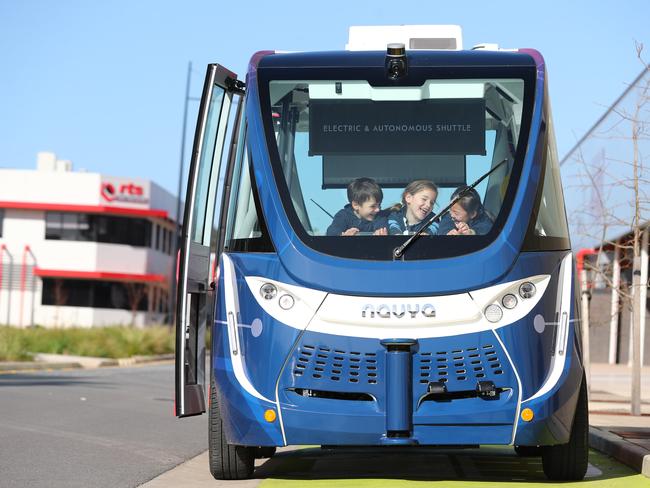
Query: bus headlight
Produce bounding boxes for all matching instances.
[260,283,277,300]
[484,304,503,323]
[501,293,518,309]
[519,282,536,299]
[278,294,295,310]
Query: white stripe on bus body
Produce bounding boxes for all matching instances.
[522,252,573,403]
[222,254,275,404]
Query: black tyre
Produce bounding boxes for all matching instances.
[208,378,255,480]
[514,445,542,457]
[541,375,589,481]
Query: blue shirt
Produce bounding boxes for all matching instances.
[437,212,494,235]
[387,207,438,235]
[326,204,389,236]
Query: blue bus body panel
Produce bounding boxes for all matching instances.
[211,250,582,447]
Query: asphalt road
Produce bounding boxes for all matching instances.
[0,363,206,488]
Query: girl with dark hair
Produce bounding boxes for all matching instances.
[438,186,494,236]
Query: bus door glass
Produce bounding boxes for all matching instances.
[175,64,243,417]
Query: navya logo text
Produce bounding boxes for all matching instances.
[361,303,436,319]
[101,182,149,204]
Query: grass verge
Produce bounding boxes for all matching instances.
[0,325,175,361]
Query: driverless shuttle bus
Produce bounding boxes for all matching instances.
[175,27,587,481]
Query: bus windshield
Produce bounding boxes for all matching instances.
[262,74,534,260]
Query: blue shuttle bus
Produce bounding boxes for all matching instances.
[175,28,587,481]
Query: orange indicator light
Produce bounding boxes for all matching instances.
[521,408,534,422]
[264,409,277,423]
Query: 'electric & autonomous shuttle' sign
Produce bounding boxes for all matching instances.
[309,99,486,156]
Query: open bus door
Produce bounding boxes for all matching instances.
[175,64,244,417]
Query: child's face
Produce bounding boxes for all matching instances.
[352,197,381,221]
[450,202,475,223]
[405,189,437,222]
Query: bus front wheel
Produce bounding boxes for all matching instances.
[208,377,255,480]
[541,375,589,481]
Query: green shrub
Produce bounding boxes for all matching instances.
[0,325,175,361]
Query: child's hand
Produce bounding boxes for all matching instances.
[341,228,360,236]
[373,227,387,236]
[452,222,475,235]
[455,221,472,235]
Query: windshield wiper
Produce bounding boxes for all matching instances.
[392,158,509,260]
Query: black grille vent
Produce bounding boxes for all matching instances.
[292,344,379,385]
[417,345,504,385]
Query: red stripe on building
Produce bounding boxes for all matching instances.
[33,268,167,283]
[0,201,169,219]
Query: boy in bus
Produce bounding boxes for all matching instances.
[326,177,388,236]
[387,180,439,235]
[438,186,494,235]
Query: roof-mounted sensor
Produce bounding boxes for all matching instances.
[346,25,463,51]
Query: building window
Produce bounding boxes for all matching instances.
[162,228,172,255]
[154,224,161,250]
[45,212,152,247]
[42,278,148,311]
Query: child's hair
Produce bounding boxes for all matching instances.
[402,180,438,205]
[388,180,438,213]
[451,186,493,220]
[347,177,383,204]
[388,180,438,212]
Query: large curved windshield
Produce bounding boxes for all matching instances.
[260,72,534,260]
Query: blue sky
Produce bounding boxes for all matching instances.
[1,1,648,196]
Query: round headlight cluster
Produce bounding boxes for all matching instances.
[260,282,295,310]
[519,282,536,299]
[485,281,537,322]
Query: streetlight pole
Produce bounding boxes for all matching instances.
[170,61,192,322]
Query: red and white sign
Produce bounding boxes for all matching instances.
[100,179,150,206]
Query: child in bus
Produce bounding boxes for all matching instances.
[387,180,439,235]
[438,186,494,235]
[326,177,388,236]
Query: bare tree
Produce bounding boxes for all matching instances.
[563,43,650,415]
[52,279,69,327]
[125,282,147,327]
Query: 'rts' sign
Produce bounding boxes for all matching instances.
[100,179,150,205]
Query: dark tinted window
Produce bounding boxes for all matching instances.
[45,212,152,247]
[0,209,4,237]
[42,278,148,310]
[155,224,161,250]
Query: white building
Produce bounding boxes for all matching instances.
[0,152,178,327]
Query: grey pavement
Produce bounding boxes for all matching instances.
[588,362,650,477]
[0,353,174,372]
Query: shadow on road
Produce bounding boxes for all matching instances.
[252,446,635,485]
[0,373,110,388]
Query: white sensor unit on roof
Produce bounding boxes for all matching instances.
[346,25,463,51]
